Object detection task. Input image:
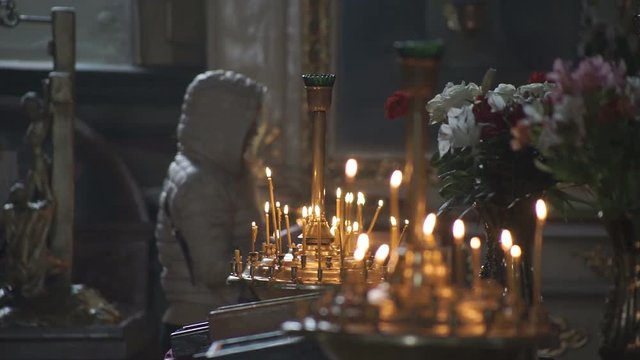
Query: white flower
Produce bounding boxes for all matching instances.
[427,81,480,123]
[516,82,555,101]
[486,83,516,112]
[437,104,481,156]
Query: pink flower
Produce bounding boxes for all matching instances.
[572,56,626,93]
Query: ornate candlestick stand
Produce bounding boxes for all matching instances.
[227,74,385,298]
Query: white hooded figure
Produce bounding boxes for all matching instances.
[155,70,265,328]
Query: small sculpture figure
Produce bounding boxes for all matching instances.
[1,92,55,299]
[155,70,265,340]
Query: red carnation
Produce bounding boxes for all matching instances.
[384,91,410,120]
[528,71,547,84]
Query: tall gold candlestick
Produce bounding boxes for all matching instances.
[452,219,466,287]
[390,216,399,252]
[264,202,271,250]
[367,200,384,234]
[265,167,279,249]
[533,199,547,308]
[251,221,258,252]
[284,205,293,250]
[356,192,365,226]
[470,237,481,290]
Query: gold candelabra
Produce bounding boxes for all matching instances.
[227,74,388,295]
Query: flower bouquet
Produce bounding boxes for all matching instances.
[519,56,640,359]
[426,70,561,290]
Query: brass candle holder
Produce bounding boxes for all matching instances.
[227,74,386,298]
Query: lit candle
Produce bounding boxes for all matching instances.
[345,158,358,192]
[389,170,402,239]
[374,243,390,266]
[284,205,293,250]
[251,221,258,252]
[301,206,308,253]
[264,202,271,253]
[422,213,437,246]
[399,219,410,243]
[367,200,384,234]
[389,216,398,253]
[355,233,370,282]
[336,188,342,228]
[276,201,282,254]
[345,192,354,227]
[265,167,279,249]
[533,199,547,309]
[501,229,514,292]
[470,237,481,290]
[357,192,365,226]
[453,219,466,286]
[375,244,390,280]
[510,245,522,302]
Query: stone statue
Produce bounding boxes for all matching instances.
[155,70,265,329]
[2,92,56,299]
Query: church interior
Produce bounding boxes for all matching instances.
[0,1,638,360]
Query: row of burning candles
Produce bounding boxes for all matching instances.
[248,159,400,258]
[245,159,549,303]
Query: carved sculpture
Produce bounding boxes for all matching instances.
[2,93,56,300]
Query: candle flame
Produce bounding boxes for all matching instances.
[336,187,342,198]
[453,219,465,241]
[390,170,403,188]
[345,159,358,178]
[423,213,437,236]
[354,247,366,261]
[283,204,289,215]
[374,244,390,265]
[302,206,308,218]
[536,199,548,221]
[470,237,481,249]
[500,229,513,252]
[510,244,522,258]
[264,201,270,213]
[353,221,360,232]
[357,192,365,205]
[377,199,384,207]
[390,216,397,226]
[345,192,354,204]
[265,167,272,178]
[346,225,352,233]
[276,201,281,208]
[314,205,321,218]
[331,216,338,227]
[404,219,410,225]
[356,233,370,251]
[251,221,257,227]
